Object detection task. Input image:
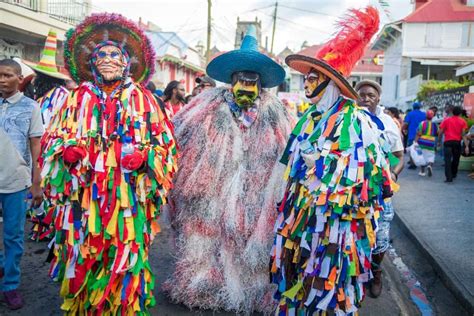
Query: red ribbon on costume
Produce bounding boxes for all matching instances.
[122,151,145,171]
[63,146,87,164]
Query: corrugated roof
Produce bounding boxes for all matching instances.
[404,0,474,23]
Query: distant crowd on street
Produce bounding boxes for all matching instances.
[393,101,473,182]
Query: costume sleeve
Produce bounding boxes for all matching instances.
[39,86,70,129]
[39,86,91,198]
[132,87,177,206]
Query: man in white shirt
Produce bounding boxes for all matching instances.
[356,79,404,298]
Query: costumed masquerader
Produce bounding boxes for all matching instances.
[39,13,177,315]
[269,7,397,315]
[25,30,71,127]
[165,26,293,314]
[25,30,71,241]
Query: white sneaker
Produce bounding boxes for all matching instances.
[418,171,426,176]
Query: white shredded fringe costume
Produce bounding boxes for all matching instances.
[165,87,293,314]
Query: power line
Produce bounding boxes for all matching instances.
[257,11,330,35]
[278,4,338,18]
[212,25,234,46]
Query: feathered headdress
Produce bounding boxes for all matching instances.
[286,6,380,99]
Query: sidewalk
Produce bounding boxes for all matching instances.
[393,158,474,314]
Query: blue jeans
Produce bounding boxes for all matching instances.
[374,199,394,254]
[0,189,28,291]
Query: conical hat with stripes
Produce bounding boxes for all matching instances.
[28,30,70,80]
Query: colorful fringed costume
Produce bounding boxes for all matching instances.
[40,79,176,314]
[165,87,292,313]
[39,86,69,128]
[270,96,394,315]
[27,29,71,242]
[269,6,393,315]
[39,13,177,315]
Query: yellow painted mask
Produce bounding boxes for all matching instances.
[231,71,260,107]
[304,71,329,101]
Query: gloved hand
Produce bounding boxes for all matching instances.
[63,146,87,164]
[301,151,318,168]
[122,151,145,171]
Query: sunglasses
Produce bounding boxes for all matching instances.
[97,51,122,60]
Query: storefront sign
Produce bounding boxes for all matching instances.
[0,39,24,59]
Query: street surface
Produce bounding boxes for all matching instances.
[0,160,470,315]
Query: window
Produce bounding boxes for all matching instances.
[425,23,442,47]
[461,23,474,47]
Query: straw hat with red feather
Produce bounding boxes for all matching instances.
[286,6,380,99]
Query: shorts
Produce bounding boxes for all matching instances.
[421,149,435,164]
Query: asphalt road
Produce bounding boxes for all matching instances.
[0,220,417,316]
[0,185,469,315]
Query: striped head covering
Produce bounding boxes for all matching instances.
[28,30,70,80]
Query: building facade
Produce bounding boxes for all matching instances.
[146,30,205,94]
[0,0,90,65]
[373,0,474,110]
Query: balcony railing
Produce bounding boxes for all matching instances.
[1,0,38,10]
[48,0,88,25]
[1,0,89,25]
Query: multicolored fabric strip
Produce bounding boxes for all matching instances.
[270,97,395,315]
[418,121,438,151]
[39,78,177,315]
[39,86,69,129]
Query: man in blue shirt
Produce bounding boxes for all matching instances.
[403,101,426,169]
[0,59,43,310]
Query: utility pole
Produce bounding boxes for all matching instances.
[270,1,278,54]
[206,0,212,63]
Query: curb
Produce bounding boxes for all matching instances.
[394,212,474,314]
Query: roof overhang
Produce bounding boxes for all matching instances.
[406,53,474,63]
[372,21,403,51]
[456,63,474,77]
